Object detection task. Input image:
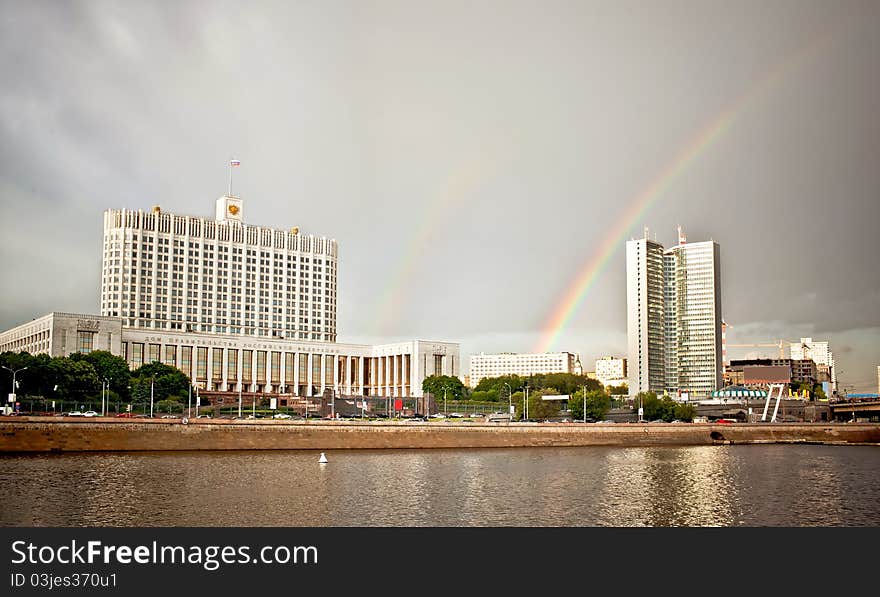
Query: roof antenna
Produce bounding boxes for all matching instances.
[678,224,686,245]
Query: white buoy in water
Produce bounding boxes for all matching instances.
[318,452,328,463]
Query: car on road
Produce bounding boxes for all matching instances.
[714,418,737,424]
[115,412,134,418]
[65,411,85,417]
[83,411,99,417]
[272,413,292,419]
[160,414,179,419]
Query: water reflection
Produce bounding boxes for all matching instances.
[1,446,877,527]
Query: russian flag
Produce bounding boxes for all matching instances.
[230,159,241,167]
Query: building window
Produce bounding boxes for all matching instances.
[312,354,322,389]
[271,351,281,384]
[227,350,238,383]
[196,347,208,381]
[256,350,267,383]
[325,356,334,385]
[76,331,96,354]
[212,348,223,381]
[130,342,144,369]
[148,343,160,364]
[298,354,308,385]
[163,345,176,367]
[181,346,192,378]
[285,353,295,384]
[242,350,253,382]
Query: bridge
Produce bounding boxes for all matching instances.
[829,396,880,422]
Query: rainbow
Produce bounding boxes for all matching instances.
[533,22,842,354]
[371,149,503,336]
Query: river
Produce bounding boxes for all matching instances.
[1,445,877,526]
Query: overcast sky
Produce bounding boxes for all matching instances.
[1,1,878,392]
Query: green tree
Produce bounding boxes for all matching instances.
[570,389,612,421]
[514,388,562,420]
[474,374,525,395]
[131,361,191,403]
[422,375,465,401]
[673,402,697,422]
[469,390,498,402]
[526,373,602,396]
[51,357,101,400]
[70,351,131,400]
[607,383,629,396]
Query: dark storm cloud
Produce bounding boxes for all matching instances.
[0,0,878,391]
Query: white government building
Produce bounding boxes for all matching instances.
[469,352,581,388]
[627,227,723,398]
[0,193,459,400]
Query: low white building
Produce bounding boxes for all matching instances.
[594,356,627,388]
[0,312,457,398]
[469,352,579,387]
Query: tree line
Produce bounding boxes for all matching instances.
[0,351,192,404]
[421,373,696,422]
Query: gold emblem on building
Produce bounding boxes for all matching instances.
[228,204,239,215]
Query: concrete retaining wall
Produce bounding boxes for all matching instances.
[1,418,879,452]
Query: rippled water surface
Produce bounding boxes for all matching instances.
[1,445,878,526]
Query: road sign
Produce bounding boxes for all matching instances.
[7,393,14,403]
[638,407,644,416]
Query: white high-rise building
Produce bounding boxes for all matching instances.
[469,352,580,388]
[626,235,666,394]
[101,196,337,342]
[790,338,836,393]
[627,227,723,398]
[1,190,460,400]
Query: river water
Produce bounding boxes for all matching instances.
[1,445,877,526]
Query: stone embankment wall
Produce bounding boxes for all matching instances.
[1,418,878,452]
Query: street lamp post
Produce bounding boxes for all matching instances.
[583,384,587,424]
[102,378,111,417]
[523,384,529,421]
[503,383,512,419]
[2,366,27,415]
[150,376,155,418]
[443,386,448,416]
[238,382,242,419]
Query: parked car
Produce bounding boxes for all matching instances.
[115,412,134,418]
[272,413,292,419]
[715,418,736,424]
[66,411,85,417]
[83,411,99,417]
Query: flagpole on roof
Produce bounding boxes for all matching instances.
[228,159,233,197]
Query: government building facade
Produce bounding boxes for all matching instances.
[1,194,459,401]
